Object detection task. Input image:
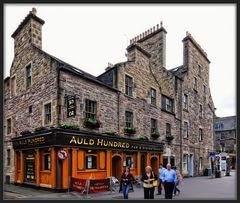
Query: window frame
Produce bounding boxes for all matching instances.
[43,153,51,171]
[85,155,98,169]
[183,94,188,110]
[26,63,32,88]
[7,149,11,166]
[125,111,133,128]
[85,99,97,121]
[126,156,134,168]
[199,104,203,117]
[125,75,133,97]
[199,128,203,142]
[183,154,188,173]
[166,123,171,136]
[7,118,12,134]
[43,102,52,126]
[162,95,174,113]
[150,118,157,134]
[183,121,189,138]
[150,88,157,106]
[193,77,197,91]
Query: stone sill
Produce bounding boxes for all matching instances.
[161,108,175,116]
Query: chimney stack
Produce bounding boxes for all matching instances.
[31,7,37,15]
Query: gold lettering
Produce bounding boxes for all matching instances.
[97,139,103,146]
[109,141,113,147]
[89,139,95,145]
[114,142,118,147]
[122,143,125,148]
[70,136,77,144]
[77,138,83,144]
[103,140,108,146]
[117,142,121,147]
[126,143,130,148]
[83,139,89,145]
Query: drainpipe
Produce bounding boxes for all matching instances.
[179,78,183,175]
[116,66,120,135]
[56,64,61,127]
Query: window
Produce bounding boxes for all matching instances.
[44,153,51,170]
[199,104,203,117]
[183,94,188,110]
[215,123,224,130]
[221,144,225,152]
[198,65,201,77]
[203,85,206,94]
[150,88,156,106]
[11,76,16,97]
[126,156,133,168]
[199,128,203,141]
[125,111,133,128]
[162,95,173,113]
[220,133,225,140]
[166,123,171,136]
[29,105,33,114]
[85,155,97,169]
[125,75,133,96]
[193,77,197,91]
[7,118,11,134]
[44,103,51,125]
[151,118,157,134]
[183,154,188,173]
[7,149,11,166]
[85,99,97,121]
[183,122,188,138]
[26,64,32,88]
[199,157,203,170]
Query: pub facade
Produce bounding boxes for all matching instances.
[4,8,215,189]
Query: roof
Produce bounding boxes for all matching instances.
[169,65,187,79]
[11,11,45,38]
[214,116,237,131]
[32,45,119,92]
[127,43,151,58]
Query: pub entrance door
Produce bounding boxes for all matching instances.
[151,157,158,175]
[25,151,36,182]
[112,156,122,181]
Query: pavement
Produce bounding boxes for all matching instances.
[3,170,237,200]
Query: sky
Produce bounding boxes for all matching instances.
[4,4,236,117]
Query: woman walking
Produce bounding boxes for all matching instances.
[172,166,183,195]
[120,166,135,199]
[141,166,158,199]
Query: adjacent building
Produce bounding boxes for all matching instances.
[214,116,237,169]
[4,8,215,190]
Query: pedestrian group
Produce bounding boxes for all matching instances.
[119,163,183,199]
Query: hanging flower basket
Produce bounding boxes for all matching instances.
[103,130,117,136]
[84,118,101,129]
[60,123,80,130]
[124,127,136,135]
[151,133,160,140]
[166,134,174,143]
[138,134,149,141]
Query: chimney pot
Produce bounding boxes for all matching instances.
[153,26,155,32]
[31,7,37,15]
[150,28,152,33]
[157,24,159,29]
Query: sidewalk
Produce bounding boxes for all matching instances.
[4,170,236,200]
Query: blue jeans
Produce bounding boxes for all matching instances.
[122,183,130,199]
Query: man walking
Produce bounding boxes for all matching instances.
[156,163,165,195]
[162,163,177,199]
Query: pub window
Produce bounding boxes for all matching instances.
[183,121,188,138]
[44,153,51,170]
[26,64,32,88]
[166,123,171,136]
[183,94,188,110]
[151,118,157,134]
[125,111,133,128]
[126,156,134,168]
[125,75,133,96]
[29,105,33,114]
[7,149,11,166]
[11,76,16,97]
[7,118,11,134]
[199,128,203,141]
[85,155,97,169]
[150,88,156,106]
[44,103,51,125]
[85,99,97,121]
[162,95,173,113]
[193,77,197,91]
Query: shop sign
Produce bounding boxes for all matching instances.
[25,153,35,181]
[67,95,76,117]
[57,149,68,160]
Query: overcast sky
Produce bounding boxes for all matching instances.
[4,4,236,117]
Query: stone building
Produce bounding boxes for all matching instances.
[4,8,215,188]
[214,116,236,169]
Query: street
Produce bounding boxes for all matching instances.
[4,170,236,200]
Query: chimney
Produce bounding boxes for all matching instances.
[31,7,37,15]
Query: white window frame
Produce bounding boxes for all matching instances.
[42,100,53,126]
[125,74,134,97]
[183,94,188,110]
[183,121,189,138]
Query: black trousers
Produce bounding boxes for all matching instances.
[164,182,175,199]
[158,179,163,194]
[144,187,155,199]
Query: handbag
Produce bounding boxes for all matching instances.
[152,172,158,187]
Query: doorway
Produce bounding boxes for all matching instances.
[151,157,158,175]
[189,154,194,177]
[112,156,122,180]
[141,154,146,174]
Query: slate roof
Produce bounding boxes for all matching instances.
[169,65,187,79]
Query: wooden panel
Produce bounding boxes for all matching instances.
[62,148,69,189]
[20,151,24,183]
[137,152,141,176]
[40,171,51,185]
[106,150,111,177]
[51,148,56,189]
[35,149,40,186]
[72,148,78,178]
[77,150,85,170]
[99,151,106,170]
